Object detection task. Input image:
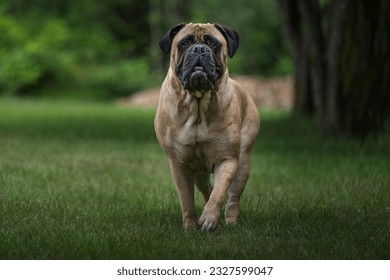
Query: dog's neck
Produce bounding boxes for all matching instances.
[166,69,213,125]
[182,89,212,126]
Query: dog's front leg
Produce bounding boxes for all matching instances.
[198,158,238,231]
[169,160,197,229]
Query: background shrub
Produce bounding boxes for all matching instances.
[0,0,292,99]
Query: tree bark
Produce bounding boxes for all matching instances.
[339,0,390,137]
[276,0,313,115]
[325,0,350,134]
[298,0,326,126]
[277,0,389,137]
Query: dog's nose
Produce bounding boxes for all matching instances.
[192,44,209,54]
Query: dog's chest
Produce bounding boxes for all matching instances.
[178,91,213,144]
[161,90,240,172]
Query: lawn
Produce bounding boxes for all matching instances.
[0,98,389,259]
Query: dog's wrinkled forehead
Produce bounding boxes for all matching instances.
[173,24,227,50]
[173,23,226,44]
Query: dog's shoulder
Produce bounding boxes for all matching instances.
[227,77,260,131]
[227,78,255,108]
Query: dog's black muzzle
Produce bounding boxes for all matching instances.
[176,44,221,92]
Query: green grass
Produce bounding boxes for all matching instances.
[0,98,389,259]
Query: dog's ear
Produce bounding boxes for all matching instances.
[159,23,186,54]
[214,24,240,58]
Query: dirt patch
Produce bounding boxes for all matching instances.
[118,75,293,109]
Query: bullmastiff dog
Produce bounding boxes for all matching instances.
[154,23,260,231]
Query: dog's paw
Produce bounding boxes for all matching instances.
[224,216,238,225]
[224,203,240,225]
[183,219,198,230]
[197,212,219,231]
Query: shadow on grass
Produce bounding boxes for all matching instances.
[255,110,390,160]
[239,202,390,259]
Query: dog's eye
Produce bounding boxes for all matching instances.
[207,39,218,48]
[182,40,191,47]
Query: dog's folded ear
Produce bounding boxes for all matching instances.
[214,24,240,58]
[159,23,186,54]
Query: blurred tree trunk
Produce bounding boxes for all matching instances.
[277,0,313,115]
[277,0,390,137]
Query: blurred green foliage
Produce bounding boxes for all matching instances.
[0,16,75,93]
[0,0,292,99]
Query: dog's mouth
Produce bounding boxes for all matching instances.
[186,66,210,91]
[194,66,204,72]
[177,50,220,92]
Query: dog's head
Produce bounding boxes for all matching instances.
[159,23,239,92]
